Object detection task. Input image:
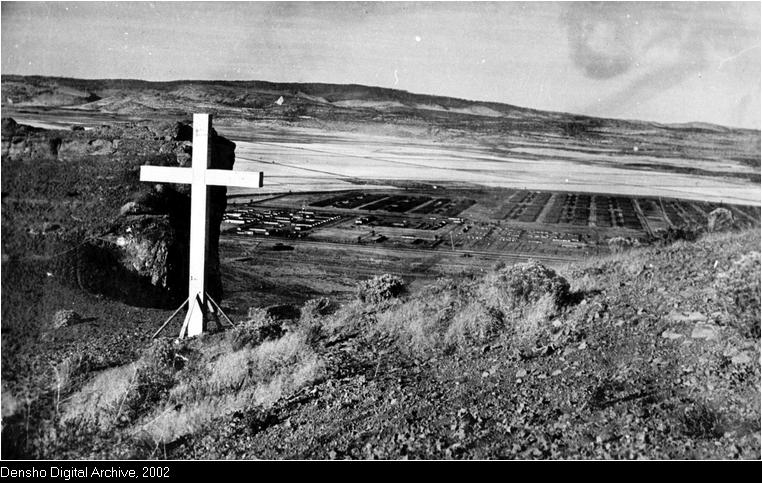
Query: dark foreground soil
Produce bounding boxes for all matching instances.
[1,230,759,460]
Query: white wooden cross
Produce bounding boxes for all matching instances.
[140,113,264,338]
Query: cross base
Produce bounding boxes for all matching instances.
[151,292,236,339]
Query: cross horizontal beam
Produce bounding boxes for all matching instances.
[140,165,264,188]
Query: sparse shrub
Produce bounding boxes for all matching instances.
[300,297,336,319]
[356,274,406,304]
[480,260,569,312]
[140,338,179,369]
[297,298,339,346]
[678,400,724,439]
[607,236,640,253]
[653,226,702,246]
[228,308,285,350]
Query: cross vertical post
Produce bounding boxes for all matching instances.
[186,113,212,337]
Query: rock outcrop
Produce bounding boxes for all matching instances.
[1,118,236,308]
[1,118,61,159]
[76,121,235,306]
[1,117,123,160]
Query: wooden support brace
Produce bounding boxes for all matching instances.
[205,292,236,328]
[151,297,189,339]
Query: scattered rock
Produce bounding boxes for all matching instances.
[52,309,82,329]
[119,201,140,216]
[516,369,527,378]
[730,352,753,365]
[670,311,707,323]
[691,323,719,340]
[41,222,62,233]
[661,330,684,340]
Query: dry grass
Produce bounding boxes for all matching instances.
[227,308,284,350]
[48,352,89,417]
[511,293,557,349]
[135,331,324,444]
[373,283,460,353]
[301,300,367,339]
[1,384,20,420]
[57,315,325,446]
[444,302,503,348]
[60,364,138,431]
[714,249,761,338]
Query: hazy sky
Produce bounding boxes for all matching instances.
[2,1,760,129]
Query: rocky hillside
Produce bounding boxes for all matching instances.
[3,229,758,459]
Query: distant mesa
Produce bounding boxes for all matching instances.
[1,74,755,132]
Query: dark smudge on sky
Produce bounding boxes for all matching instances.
[562,2,759,125]
[564,3,636,79]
